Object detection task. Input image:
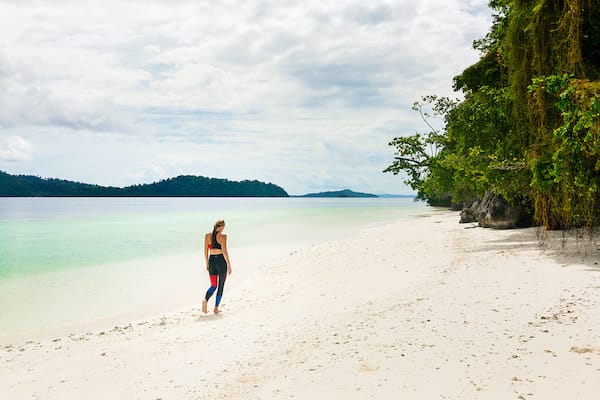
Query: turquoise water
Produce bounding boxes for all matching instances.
[0,197,423,278]
[0,197,426,338]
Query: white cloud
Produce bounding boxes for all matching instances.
[0,0,492,194]
[0,136,34,162]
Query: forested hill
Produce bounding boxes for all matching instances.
[0,171,289,197]
[299,189,377,198]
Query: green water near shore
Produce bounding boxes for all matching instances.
[0,197,423,278]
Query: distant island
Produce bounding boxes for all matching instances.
[0,171,288,197]
[298,189,378,198]
[376,194,416,198]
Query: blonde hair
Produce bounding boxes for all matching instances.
[211,220,225,243]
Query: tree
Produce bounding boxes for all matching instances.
[383,95,457,206]
[385,0,600,228]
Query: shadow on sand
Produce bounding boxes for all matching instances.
[463,225,600,273]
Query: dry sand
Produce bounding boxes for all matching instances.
[1,210,599,399]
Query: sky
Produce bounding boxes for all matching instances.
[0,0,492,195]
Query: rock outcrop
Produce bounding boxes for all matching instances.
[459,191,532,229]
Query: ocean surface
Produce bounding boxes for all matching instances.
[0,197,426,338]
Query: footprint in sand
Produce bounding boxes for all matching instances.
[570,346,600,354]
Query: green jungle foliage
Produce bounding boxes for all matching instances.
[0,171,289,197]
[385,0,600,229]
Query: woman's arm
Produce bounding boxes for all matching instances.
[204,234,209,271]
[221,235,232,275]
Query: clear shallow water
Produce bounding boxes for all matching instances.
[0,197,426,338]
[0,197,424,278]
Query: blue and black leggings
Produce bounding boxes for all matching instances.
[205,254,227,307]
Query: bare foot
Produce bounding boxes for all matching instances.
[213,307,221,314]
[202,300,208,314]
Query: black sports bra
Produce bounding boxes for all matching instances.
[211,233,222,249]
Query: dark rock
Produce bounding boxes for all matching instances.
[450,202,464,211]
[452,200,475,212]
[459,192,532,229]
[474,191,532,229]
[459,207,476,223]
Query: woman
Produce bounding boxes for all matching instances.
[202,219,232,314]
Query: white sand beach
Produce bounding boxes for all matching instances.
[1,210,599,399]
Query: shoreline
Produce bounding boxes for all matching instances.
[0,203,427,342]
[0,241,318,343]
[2,210,599,399]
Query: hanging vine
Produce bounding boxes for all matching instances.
[504,0,598,228]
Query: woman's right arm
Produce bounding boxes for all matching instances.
[203,234,209,270]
